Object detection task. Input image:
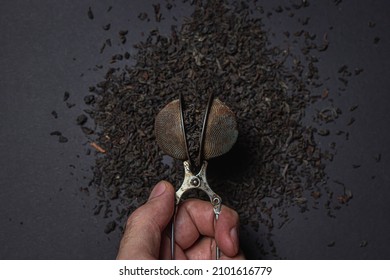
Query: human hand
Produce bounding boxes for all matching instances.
[116,180,245,260]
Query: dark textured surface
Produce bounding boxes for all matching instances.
[0,0,389,259]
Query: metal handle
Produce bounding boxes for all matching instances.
[171,161,222,259]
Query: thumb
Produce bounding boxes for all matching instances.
[116,181,175,259]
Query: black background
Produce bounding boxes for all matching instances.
[1,0,389,259]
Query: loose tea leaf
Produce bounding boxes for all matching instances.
[138,12,148,21]
[76,114,88,126]
[327,241,336,247]
[359,240,368,247]
[59,135,68,143]
[50,131,62,136]
[87,7,94,20]
[63,91,70,102]
[374,153,381,163]
[51,110,58,119]
[104,221,116,234]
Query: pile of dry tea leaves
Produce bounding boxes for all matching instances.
[79,0,355,252]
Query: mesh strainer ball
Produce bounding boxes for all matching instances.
[154,98,238,161]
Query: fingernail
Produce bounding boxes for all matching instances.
[230,227,239,253]
[149,181,167,200]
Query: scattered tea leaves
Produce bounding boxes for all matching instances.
[78,1,357,251]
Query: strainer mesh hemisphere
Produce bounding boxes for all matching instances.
[203,98,238,160]
[154,99,188,160]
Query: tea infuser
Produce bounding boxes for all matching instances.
[154,92,238,259]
